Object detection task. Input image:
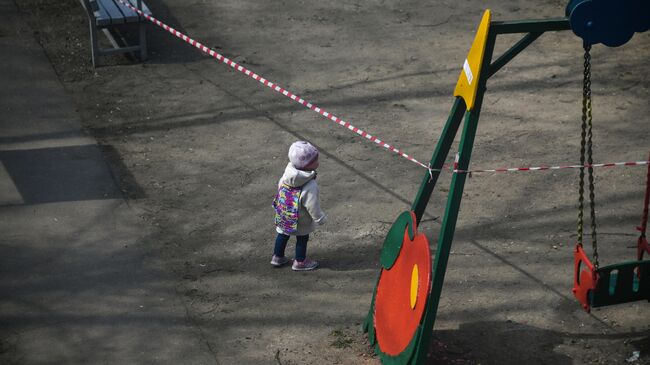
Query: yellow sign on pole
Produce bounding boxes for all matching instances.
[453,10,491,111]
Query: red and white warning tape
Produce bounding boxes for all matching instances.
[451,157,650,174]
[116,0,429,169]
[117,0,648,177]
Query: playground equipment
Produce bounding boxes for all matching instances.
[364,3,650,364]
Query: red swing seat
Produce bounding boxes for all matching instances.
[573,244,650,313]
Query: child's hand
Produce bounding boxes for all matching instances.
[314,214,327,225]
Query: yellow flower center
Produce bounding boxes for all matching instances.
[410,264,419,309]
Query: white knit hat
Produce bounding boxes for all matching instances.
[288,141,319,170]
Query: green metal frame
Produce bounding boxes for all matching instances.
[409,17,572,364]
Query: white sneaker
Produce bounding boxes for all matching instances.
[270,255,289,267]
[292,258,319,271]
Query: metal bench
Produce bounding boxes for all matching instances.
[79,0,152,67]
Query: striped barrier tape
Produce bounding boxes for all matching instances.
[117,0,648,177]
[451,155,650,174]
[115,0,430,170]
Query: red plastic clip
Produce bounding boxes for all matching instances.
[572,244,598,313]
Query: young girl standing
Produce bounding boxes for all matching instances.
[271,141,326,271]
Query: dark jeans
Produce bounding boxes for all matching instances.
[274,233,309,261]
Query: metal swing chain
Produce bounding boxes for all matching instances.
[577,47,588,248]
[578,43,599,267]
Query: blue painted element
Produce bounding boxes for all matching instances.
[566,0,650,47]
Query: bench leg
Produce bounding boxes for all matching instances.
[139,22,147,62]
[88,20,100,68]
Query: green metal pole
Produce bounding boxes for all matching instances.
[490,18,570,34]
[411,97,467,224]
[487,32,542,78]
[412,29,497,364]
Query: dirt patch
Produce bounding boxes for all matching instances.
[14,0,650,363]
[14,0,93,81]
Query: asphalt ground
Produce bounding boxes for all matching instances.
[0,1,217,363]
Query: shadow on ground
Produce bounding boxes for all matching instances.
[427,321,650,365]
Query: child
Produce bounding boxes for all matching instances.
[271,141,327,271]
